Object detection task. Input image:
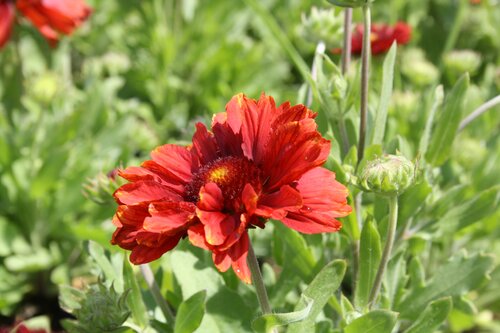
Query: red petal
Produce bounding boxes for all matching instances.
[198,182,224,211]
[212,121,244,157]
[114,204,149,227]
[111,227,138,250]
[213,251,232,272]
[263,119,330,191]
[229,232,251,284]
[242,183,259,215]
[192,122,219,164]
[151,144,195,183]
[129,235,182,264]
[143,201,196,234]
[255,185,302,220]
[187,223,210,250]
[197,210,239,246]
[0,2,15,49]
[114,181,182,205]
[282,167,351,234]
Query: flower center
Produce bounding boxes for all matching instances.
[185,156,262,211]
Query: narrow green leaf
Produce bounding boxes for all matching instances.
[252,296,313,333]
[355,220,382,309]
[123,258,149,328]
[425,74,469,166]
[174,290,206,333]
[274,223,316,281]
[439,185,500,232]
[418,85,444,156]
[408,257,426,289]
[371,43,397,145]
[344,310,398,333]
[403,297,452,333]
[288,260,347,333]
[87,241,118,284]
[397,251,495,320]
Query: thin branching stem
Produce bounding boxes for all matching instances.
[248,242,272,314]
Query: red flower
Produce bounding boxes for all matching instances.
[0,323,48,333]
[0,1,15,48]
[111,94,352,283]
[0,0,91,49]
[334,22,411,55]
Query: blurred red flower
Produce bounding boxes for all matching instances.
[0,0,91,49]
[334,21,412,55]
[111,93,352,283]
[0,323,47,333]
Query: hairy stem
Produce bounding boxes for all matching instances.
[358,3,371,163]
[248,242,273,315]
[140,264,176,325]
[341,8,353,75]
[369,195,398,307]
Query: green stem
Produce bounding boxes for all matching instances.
[341,8,353,75]
[358,3,371,163]
[140,264,176,325]
[458,94,500,131]
[369,195,398,307]
[248,242,273,315]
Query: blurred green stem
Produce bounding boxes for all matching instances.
[458,94,500,131]
[358,3,371,163]
[341,8,352,75]
[140,264,175,325]
[442,0,467,57]
[248,241,276,333]
[369,195,398,307]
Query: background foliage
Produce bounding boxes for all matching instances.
[0,0,499,332]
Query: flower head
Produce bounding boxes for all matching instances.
[111,93,351,283]
[333,22,411,55]
[0,0,91,49]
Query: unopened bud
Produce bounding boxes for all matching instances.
[82,169,124,205]
[359,154,416,196]
[443,50,481,82]
[401,49,439,87]
[300,7,343,48]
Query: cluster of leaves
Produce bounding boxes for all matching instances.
[0,0,499,332]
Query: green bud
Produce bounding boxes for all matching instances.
[359,154,416,196]
[61,284,130,333]
[82,169,125,205]
[390,90,418,118]
[443,50,481,82]
[30,72,58,105]
[299,7,343,48]
[453,136,487,169]
[327,0,374,8]
[401,49,439,87]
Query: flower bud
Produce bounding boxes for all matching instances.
[299,7,343,48]
[30,72,58,105]
[82,169,125,205]
[401,49,439,87]
[61,284,130,333]
[443,50,481,82]
[78,284,130,331]
[359,154,416,196]
[327,0,374,8]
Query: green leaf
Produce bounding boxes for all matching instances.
[425,74,469,166]
[344,310,398,333]
[174,290,207,333]
[326,0,364,8]
[397,251,495,320]
[86,241,123,292]
[273,223,316,281]
[252,295,313,333]
[408,257,426,289]
[403,297,452,333]
[354,220,381,309]
[439,185,500,232]
[288,260,347,333]
[123,258,149,329]
[371,43,397,145]
[418,85,444,156]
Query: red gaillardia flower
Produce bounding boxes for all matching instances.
[333,22,411,55]
[0,0,91,49]
[111,94,352,283]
